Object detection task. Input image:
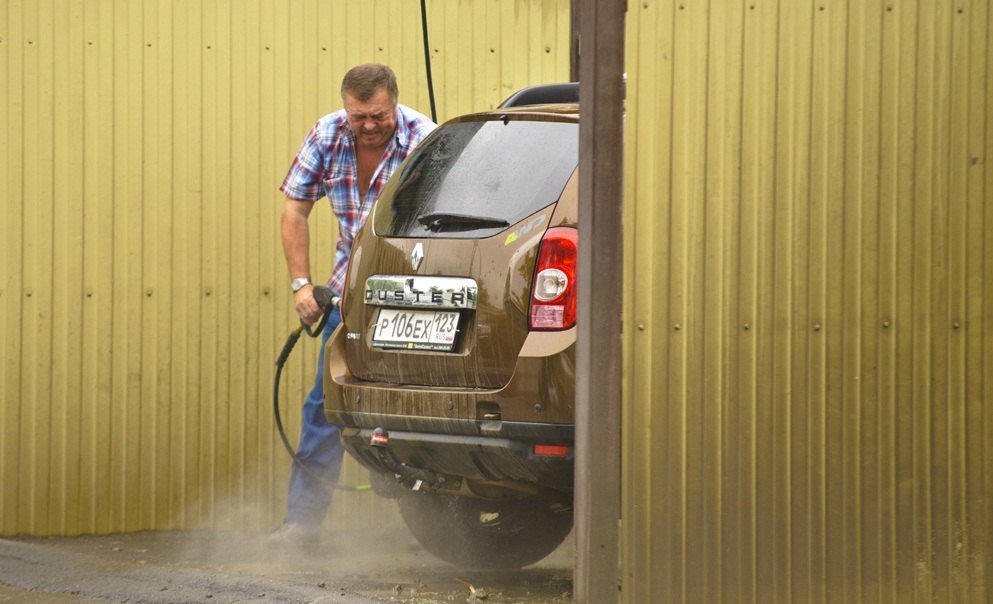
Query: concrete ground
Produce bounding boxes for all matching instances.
[0,526,573,603]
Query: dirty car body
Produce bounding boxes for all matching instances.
[324,87,579,568]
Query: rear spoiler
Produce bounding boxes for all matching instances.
[497,82,580,108]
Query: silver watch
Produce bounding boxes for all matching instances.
[290,277,311,293]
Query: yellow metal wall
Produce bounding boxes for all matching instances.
[624,0,992,601]
[0,0,570,536]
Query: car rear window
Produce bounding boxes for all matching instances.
[374,118,578,238]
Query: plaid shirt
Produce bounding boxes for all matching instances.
[280,104,435,296]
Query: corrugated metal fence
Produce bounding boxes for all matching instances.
[0,0,570,536]
[624,0,991,601]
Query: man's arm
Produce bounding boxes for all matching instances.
[280,198,323,324]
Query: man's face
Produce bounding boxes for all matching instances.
[344,88,397,149]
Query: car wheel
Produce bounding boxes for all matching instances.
[397,490,573,569]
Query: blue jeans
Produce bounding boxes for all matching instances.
[284,308,344,526]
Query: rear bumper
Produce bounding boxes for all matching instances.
[337,415,574,489]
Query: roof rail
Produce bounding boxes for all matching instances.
[497,82,580,108]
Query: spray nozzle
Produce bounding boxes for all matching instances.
[312,285,340,310]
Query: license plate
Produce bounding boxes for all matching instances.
[372,309,460,351]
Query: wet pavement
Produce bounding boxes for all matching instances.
[0,526,573,603]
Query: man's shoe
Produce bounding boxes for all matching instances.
[268,522,320,549]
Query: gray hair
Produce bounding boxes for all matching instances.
[341,63,398,104]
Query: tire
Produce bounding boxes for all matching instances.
[397,490,573,569]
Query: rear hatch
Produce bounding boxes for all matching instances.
[341,111,579,389]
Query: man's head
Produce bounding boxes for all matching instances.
[341,63,399,149]
[341,63,399,105]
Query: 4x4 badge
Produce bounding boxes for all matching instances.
[411,242,424,271]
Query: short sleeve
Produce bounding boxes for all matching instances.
[280,122,328,201]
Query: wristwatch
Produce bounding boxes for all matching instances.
[290,277,312,293]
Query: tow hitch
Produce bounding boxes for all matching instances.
[369,427,459,492]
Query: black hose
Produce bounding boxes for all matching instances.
[273,328,304,463]
[273,297,367,492]
[420,0,437,123]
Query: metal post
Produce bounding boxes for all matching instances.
[574,0,625,602]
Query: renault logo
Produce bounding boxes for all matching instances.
[411,242,424,271]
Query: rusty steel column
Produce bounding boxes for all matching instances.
[574,0,625,602]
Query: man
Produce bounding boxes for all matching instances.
[273,63,435,546]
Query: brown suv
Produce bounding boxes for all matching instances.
[324,84,579,569]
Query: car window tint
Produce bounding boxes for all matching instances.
[375,119,578,238]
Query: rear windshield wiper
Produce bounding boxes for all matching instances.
[416,212,511,232]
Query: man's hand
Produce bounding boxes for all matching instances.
[293,284,324,325]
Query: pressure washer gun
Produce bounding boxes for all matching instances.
[275,285,339,367]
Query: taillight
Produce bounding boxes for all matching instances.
[533,444,572,458]
[529,227,578,331]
